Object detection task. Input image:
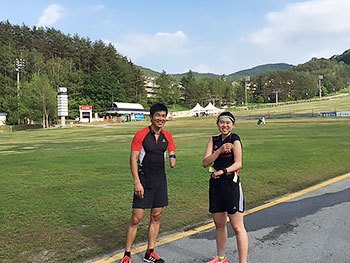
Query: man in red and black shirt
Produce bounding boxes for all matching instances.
[121,103,176,263]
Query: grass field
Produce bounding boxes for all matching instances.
[1,97,350,262]
[233,94,350,119]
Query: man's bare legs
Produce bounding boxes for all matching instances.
[147,207,163,250]
[124,208,145,251]
[124,207,164,251]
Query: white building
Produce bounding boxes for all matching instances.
[0,113,7,125]
[144,76,159,98]
[105,102,149,123]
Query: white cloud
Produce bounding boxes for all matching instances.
[248,0,350,45]
[239,0,350,69]
[154,31,187,41]
[37,4,64,27]
[114,30,189,60]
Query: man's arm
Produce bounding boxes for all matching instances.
[130,150,144,199]
[169,151,176,168]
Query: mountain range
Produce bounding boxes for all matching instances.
[138,63,294,80]
[138,48,350,80]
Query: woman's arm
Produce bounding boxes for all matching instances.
[202,137,227,168]
[211,140,242,178]
[226,140,242,173]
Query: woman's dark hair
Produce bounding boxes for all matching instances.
[216,111,235,123]
[150,103,168,116]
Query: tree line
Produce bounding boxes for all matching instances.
[1,21,350,127]
[157,56,350,108]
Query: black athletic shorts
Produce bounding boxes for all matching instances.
[132,168,168,209]
[209,174,244,214]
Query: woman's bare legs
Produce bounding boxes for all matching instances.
[229,212,248,263]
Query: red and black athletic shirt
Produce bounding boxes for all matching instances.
[212,133,241,171]
[131,126,176,170]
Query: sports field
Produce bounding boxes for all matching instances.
[1,96,350,262]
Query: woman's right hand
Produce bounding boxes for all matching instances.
[220,143,233,154]
[134,182,144,199]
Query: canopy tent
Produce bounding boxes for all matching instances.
[204,102,221,114]
[189,103,205,116]
[190,103,205,112]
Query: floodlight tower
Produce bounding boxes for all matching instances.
[15,58,25,124]
[318,74,323,100]
[244,76,250,106]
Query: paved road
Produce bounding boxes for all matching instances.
[93,174,350,263]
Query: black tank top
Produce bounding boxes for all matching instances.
[212,133,241,171]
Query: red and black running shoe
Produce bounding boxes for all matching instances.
[143,251,165,263]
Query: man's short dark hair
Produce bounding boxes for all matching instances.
[150,103,168,116]
[216,111,235,123]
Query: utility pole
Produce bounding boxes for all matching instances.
[318,74,323,100]
[273,90,280,104]
[245,76,250,106]
[15,58,26,125]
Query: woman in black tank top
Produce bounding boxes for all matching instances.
[202,112,248,263]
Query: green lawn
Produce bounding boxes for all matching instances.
[233,94,350,118]
[1,114,350,262]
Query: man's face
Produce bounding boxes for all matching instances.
[151,111,167,129]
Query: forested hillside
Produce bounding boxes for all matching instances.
[228,63,293,79]
[0,21,145,125]
[173,56,350,107]
[332,49,350,65]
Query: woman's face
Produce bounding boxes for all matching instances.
[217,117,234,135]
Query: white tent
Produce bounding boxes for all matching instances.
[204,102,221,114]
[189,103,205,116]
[190,103,205,112]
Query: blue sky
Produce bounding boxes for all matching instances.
[1,0,350,74]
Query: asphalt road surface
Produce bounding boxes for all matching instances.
[93,174,350,263]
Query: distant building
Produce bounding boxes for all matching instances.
[105,102,149,123]
[143,75,185,104]
[144,76,159,98]
[0,113,7,125]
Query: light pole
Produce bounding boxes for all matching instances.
[15,58,26,124]
[244,76,250,106]
[273,90,279,104]
[318,74,323,100]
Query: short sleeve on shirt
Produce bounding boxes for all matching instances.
[231,133,242,147]
[131,128,149,151]
[162,130,176,152]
